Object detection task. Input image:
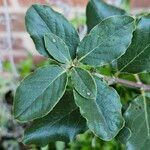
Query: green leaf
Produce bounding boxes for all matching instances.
[139,72,150,84]
[73,76,124,141]
[118,15,150,73]
[120,0,131,12]
[44,33,71,64]
[77,15,135,67]
[25,4,79,58]
[122,94,150,150]
[23,91,87,146]
[116,127,131,144]
[86,0,126,32]
[71,67,97,99]
[14,65,67,122]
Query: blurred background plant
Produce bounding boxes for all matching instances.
[0,0,150,149]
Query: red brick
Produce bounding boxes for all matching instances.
[0,13,25,32]
[1,50,27,63]
[0,0,2,6]
[11,13,25,31]
[2,51,45,64]
[0,13,5,32]
[12,37,25,50]
[13,55,45,64]
[49,0,87,6]
[18,0,88,7]
[131,0,150,8]
[71,0,88,6]
[0,36,25,51]
[0,0,12,7]
[18,0,47,7]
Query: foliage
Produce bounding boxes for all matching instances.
[13,0,150,149]
[118,94,150,149]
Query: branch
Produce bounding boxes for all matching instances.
[94,73,150,91]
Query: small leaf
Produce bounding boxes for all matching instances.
[71,67,97,99]
[74,77,124,141]
[23,91,87,146]
[25,4,79,58]
[122,94,150,150]
[14,65,67,122]
[44,33,71,64]
[118,15,150,73]
[86,0,126,32]
[77,15,135,67]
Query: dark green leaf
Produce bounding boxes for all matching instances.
[25,4,79,58]
[122,94,150,150]
[116,127,131,144]
[44,33,71,64]
[86,0,126,32]
[77,15,135,67]
[73,77,124,141]
[71,67,97,99]
[23,91,87,146]
[139,72,150,84]
[118,15,150,73]
[14,65,67,122]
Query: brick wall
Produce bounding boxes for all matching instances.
[0,0,150,64]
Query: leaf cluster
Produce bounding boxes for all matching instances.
[13,0,150,149]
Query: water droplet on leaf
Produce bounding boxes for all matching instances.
[87,92,91,96]
[53,39,56,43]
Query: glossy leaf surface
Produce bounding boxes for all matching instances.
[118,15,150,73]
[123,94,150,150]
[71,67,97,99]
[86,0,126,32]
[25,4,79,58]
[74,77,124,141]
[44,33,71,64]
[14,65,67,122]
[77,15,135,67]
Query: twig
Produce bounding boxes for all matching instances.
[94,73,150,91]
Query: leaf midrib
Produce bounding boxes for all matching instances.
[119,44,150,72]
[49,107,78,128]
[32,5,52,33]
[73,68,95,98]
[94,94,123,138]
[25,107,78,141]
[143,94,150,136]
[52,38,71,63]
[78,20,134,62]
[16,70,66,119]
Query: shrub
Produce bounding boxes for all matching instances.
[13,0,150,149]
